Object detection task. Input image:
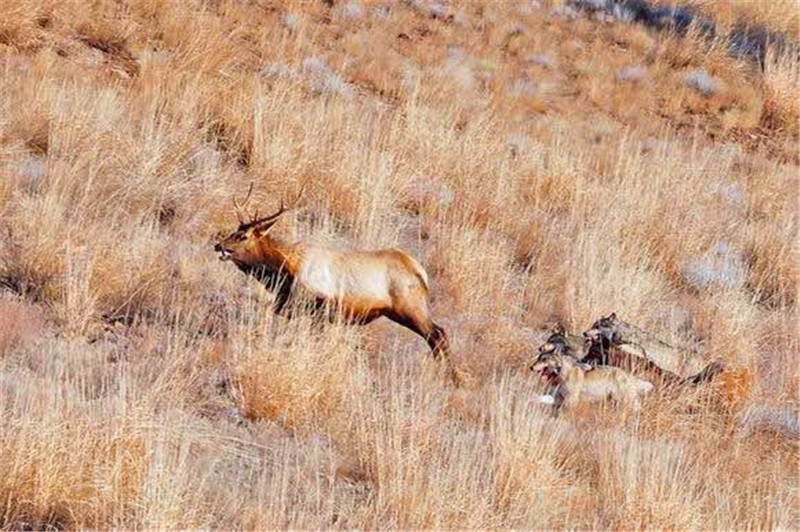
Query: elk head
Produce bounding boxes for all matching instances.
[214,183,304,268]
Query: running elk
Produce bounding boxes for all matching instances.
[214,184,465,386]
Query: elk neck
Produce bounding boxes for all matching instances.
[239,233,304,288]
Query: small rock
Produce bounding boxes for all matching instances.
[446,45,466,61]
[20,155,46,192]
[424,181,455,209]
[224,407,246,426]
[283,13,302,31]
[617,65,647,82]
[682,242,745,289]
[552,4,580,20]
[595,11,616,23]
[612,3,637,22]
[506,133,532,158]
[401,64,420,90]
[453,12,469,25]
[576,0,611,9]
[507,78,540,97]
[641,136,660,154]
[684,69,718,96]
[712,182,747,208]
[410,0,447,19]
[261,63,294,80]
[519,0,541,15]
[528,53,555,69]
[507,24,525,38]
[434,182,455,208]
[302,57,355,99]
[339,1,364,20]
[371,5,391,20]
[444,59,476,90]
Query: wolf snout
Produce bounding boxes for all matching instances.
[583,329,600,344]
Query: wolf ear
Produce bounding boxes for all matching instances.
[552,323,566,335]
[608,312,617,321]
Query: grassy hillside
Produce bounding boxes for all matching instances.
[0,0,798,529]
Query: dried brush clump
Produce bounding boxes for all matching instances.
[0,0,797,529]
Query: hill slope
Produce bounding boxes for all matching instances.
[0,0,798,529]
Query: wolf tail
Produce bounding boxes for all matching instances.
[684,359,725,385]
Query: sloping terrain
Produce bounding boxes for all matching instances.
[0,0,798,529]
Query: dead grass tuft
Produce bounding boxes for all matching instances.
[0,0,796,529]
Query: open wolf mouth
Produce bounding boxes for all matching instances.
[537,366,561,386]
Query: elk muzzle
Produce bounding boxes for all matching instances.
[214,242,231,261]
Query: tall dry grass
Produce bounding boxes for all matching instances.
[0,0,798,530]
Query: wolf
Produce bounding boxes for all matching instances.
[530,342,654,411]
[536,324,587,360]
[582,312,724,385]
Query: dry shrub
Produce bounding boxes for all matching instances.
[232,315,369,431]
[562,228,673,331]
[744,216,800,310]
[762,51,800,136]
[674,0,800,40]
[1,193,71,298]
[426,222,517,317]
[692,289,759,369]
[593,431,703,530]
[0,1,47,52]
[0,296,45,356]
[0,0,796,529]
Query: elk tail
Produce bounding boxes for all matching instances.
[404,255,430,292]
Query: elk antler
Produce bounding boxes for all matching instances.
[252,184,306,229]
[233,182,254,224]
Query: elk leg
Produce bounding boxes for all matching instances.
[272,276,296,317]
[386,310,463,387]
[427,323,450,361]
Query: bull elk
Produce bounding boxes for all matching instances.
[214,184,465,386]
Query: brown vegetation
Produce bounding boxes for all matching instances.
[0,0,797,529]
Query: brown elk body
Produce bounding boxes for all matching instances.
[214,185,464,386]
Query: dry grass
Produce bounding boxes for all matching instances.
[678,0,800,39]
[0,0,798,529]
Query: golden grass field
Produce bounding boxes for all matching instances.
[0,0,798,529]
